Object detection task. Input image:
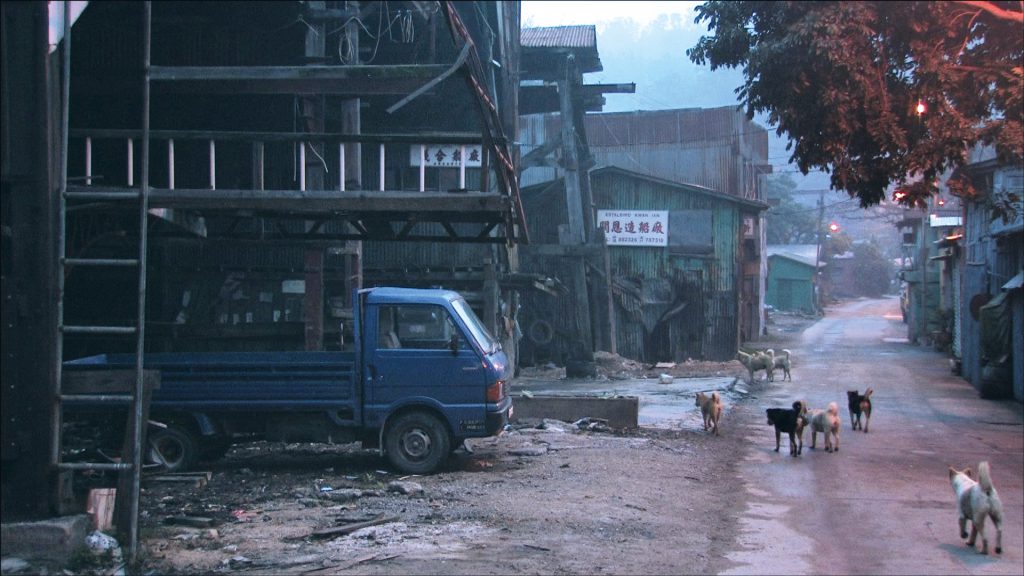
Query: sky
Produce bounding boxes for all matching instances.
[520,1,832,190]
[521,1,702,30]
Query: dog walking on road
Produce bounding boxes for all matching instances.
[847,388,873,433]
[696,391,723,436]
[949,461,1004,555]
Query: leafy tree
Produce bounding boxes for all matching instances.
[687,1,1023,209]
[765,174,819,244]
[849,241,895,297]
[823,229,852,260]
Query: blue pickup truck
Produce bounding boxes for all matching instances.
[63,287,513,474]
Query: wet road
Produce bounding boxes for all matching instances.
[726,297,1024,575]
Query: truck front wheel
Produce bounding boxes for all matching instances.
[384,412,450,474]
[148,424,199,473]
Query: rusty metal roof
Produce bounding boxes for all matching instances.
[521,25,597,49]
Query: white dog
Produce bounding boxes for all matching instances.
[765,349,792,381]
[949,461,1003,554]
[805,402,840,453]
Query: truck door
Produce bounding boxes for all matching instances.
[367,303,485,411]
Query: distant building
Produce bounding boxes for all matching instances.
[519,166,768,364]
[766,245,820,313]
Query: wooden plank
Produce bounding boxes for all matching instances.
[149,65,450,82]
[95,187,511,214]
[519,244,601,258]
[308,514,399,540]
[69,128,487,145]
[148,65,451,96]
[164,515,215,528]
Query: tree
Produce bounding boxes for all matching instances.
[849,241,895,297]
[764,174,819,244]
[687,1,1023,209]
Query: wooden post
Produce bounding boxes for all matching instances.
[602,232,617,355]
[305,250,324,351]
[484,261,499,337]
[557,55,593,357]
[252,141,264,191]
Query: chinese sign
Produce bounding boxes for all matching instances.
[597,210,668,246]
[409,144,483,167]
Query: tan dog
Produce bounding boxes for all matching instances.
[696,391,723,436]
[806,402,841,452]
[949,461,1003,554]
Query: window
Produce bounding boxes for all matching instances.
[378,305,458,350]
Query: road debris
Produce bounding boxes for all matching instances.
[309,513,400,540]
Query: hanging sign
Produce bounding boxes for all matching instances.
[597,210,668,246]
[410,144,483,167]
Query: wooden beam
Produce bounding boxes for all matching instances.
[70,129,488,145]
[70,186,511,214]
[518,244,601,257]
[148,65,451,95]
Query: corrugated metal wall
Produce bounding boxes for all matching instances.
[519,169,742,363]
[519,107,770,202]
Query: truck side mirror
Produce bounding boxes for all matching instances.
[448,333,459,355]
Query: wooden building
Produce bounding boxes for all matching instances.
[519,166,768,364]
[1,0,525,548]
[955,149,1023,401]
[520,106,772,347]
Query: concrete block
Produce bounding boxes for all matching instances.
[0,514,91,563]
[512,395,638,429]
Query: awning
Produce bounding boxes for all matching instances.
[1002,271,1024,291]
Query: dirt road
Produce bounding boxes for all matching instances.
[725,297,1023,576]
[133,398,752,575]
[74,298,1019,575]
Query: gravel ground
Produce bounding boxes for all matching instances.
[41,311,818,575]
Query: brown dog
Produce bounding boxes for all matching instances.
[696,391,723,436]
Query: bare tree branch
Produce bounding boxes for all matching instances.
[953,1,1024,23]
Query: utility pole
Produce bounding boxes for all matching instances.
[814,189,825,312]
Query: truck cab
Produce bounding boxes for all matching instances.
[360,287,512,473]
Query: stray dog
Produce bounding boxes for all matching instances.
[949,461,1003,554]
[806,402,841,452]
[738,350,774,383]
[696,391,723,436]
[847,388,873,433]
[766,349,792,381]
[765,401,807,456]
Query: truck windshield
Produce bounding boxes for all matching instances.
[452,298,501,354]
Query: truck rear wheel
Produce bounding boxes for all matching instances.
[385,412,450,474]
[148,424,198,473]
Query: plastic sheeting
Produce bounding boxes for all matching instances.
[979,291,1012,397]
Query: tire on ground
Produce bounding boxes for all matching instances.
[384,411,451,474]
[148,424,199,473]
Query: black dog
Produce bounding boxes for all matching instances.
[847,388,873,433]
[766,401,808,457]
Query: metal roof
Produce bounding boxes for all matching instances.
[521,25,597,49]
[767,244,820,267]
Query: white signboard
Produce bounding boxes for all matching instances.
[597,210,668,246]
[410,144,483,167]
